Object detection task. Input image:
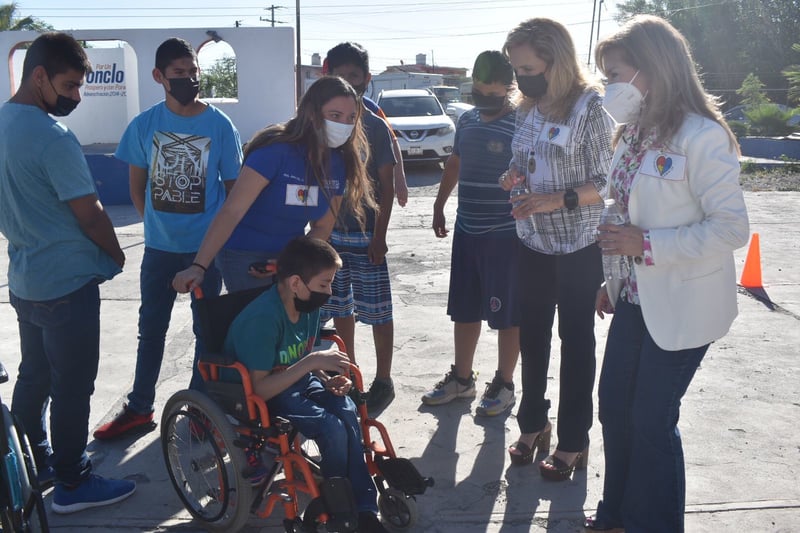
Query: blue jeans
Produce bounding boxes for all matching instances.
[10,281,101,486]
[268,374,377,513]
[596,299,708,533]
[127,247,222,414]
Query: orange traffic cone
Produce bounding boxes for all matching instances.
[740,233,763,288]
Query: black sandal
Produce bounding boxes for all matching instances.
[508,423,551,466]
[538,447,588,481]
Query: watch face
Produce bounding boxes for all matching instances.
[565,189,579,210]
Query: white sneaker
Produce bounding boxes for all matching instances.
[421,365,476,405]
[476,373,515,416]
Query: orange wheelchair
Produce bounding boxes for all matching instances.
[160,285,432,532]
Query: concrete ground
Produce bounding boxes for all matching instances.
[0,167,798,532]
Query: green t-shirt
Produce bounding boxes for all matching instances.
[224,286,320,372]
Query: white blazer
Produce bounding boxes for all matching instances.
[615,114,749,351]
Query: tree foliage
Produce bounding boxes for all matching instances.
[0,2,53,32]
[200,56,237,99]
[614,0,800,105]
[783,44,800,105]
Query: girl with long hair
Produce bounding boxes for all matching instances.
[173,76,375,293]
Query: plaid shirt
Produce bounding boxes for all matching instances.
[511,89,613,254]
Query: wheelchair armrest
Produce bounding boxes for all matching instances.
[199,351,237,366]
[320,326,337,337]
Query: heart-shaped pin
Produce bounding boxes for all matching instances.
[548,126,560,140]
[656,155,672,176]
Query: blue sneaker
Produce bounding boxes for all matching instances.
[52,474,136,514]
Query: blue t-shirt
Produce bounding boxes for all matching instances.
[0,103,121,300]
[224,286,320,372]
[115,102,242,253]
[337,108,396,232]
[224,143,346,254]
[452,108,516,237]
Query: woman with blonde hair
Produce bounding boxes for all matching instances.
[173,75,374,293]
[500,18,613,480]
[588,15,748,532]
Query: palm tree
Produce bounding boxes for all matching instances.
[0,2,53,32]
[783,44,800,105]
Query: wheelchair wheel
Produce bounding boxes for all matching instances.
[161,390,253,533]
[378,488,418,531]
[1,405,48,533]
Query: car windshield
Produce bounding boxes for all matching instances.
[379,96,443,117]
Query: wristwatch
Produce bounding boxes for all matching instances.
[563,189,579,210]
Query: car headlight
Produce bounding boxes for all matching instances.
[437,124,455,135]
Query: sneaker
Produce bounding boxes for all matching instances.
[475,372,515,417]
[242,448,269,486]
[358,511,389,533]
[93,404,154,441]
[366,378,395,417]
[52,474,136,514]
[420,365,476,406]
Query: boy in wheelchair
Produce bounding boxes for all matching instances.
[223,236,388,533]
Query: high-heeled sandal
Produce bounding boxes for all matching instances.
[584,515,624,532]
[538,446,588,481]
[508,423,551,466]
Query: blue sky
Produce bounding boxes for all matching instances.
[17,0,620,74]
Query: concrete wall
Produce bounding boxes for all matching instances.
[1,27,296,144]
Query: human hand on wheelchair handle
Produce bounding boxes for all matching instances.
[172,264,205,293]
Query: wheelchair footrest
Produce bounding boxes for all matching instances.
[304,477,359,532]
[375,456,434,496]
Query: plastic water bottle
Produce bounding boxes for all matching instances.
[600,199,629,280]
[510,177,535,240]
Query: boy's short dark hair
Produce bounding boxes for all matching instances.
[325,42,369,76]
[155,38,197,73]
[21,32,91,82]
[277,237,342,283]
[472,50,514,86]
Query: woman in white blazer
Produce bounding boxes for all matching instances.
[588,15,749,533]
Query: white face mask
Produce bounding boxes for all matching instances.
[602,70,644,124]
[324,119,355,148]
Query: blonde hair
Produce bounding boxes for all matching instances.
[595,15,738,150]
[503,18,599,121]
[243,76,375,230]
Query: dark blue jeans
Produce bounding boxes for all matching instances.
[10,281,101,486]
[596,299,708,533]
[268,374,378,513]
[127,247,222,414]
[515,244,603,452]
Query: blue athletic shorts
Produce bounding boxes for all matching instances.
[321,231,393,325]
[447,231,520,329]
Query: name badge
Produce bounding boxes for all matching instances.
[540,122,571,148]
[640,150,686,181]
[285,184,319,206]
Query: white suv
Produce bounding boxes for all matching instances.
[376,89,455,164]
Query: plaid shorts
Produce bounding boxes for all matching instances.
[321,231,393,325]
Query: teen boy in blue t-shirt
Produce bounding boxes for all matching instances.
[320,42,398,416]
[95,38,243,440]
[225,236,388,533]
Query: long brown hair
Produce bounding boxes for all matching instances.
[243,76,375,229]
[504,18,599,121]
[595,15,738,151]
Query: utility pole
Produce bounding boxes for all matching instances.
[261,5,286,27]
[588,0,597,68]
[295,0,302,104]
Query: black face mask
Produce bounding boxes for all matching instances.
[294,281,331,313]
[517,73,548,99]
[44,78,80,117]
[471,91,506,114]
[352,83,367,97]
[168,77,200,106]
